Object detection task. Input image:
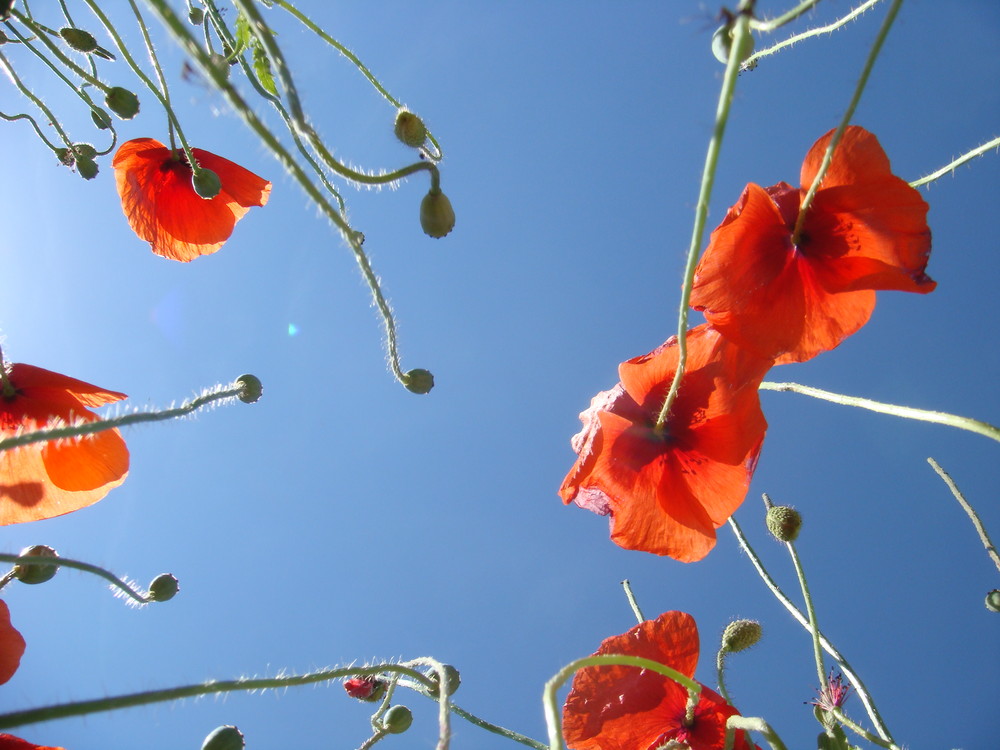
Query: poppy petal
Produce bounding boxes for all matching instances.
[0,601,25,685]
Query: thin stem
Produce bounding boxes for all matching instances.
[792,0,903,243]
[750,0,823,32]
[715,647,732,705]
[400,657,451,750]
[909,135,1000,188]
[726,716,788,750]
[0,110,62,150]
[543,655,701,750]
[759,381,1000,444]
[727,516,895,743]
[0,48,74,149]
[743,0,883,70]
[785,533,827,690]
[655,5,751,429]
[447,703,546,750]
[0,664,433,730]
[831,708,894,748]
[927,458,1000,575]
[126,0,170,107]
[0,553,152,604]
[273,0,442,160]
[8,11,107,90]
[621,579,645,623]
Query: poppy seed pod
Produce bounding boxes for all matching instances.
[394,110,427,148]
[766,505,802,542]
[105,86,140,119]
[402,368,434,395]
[148,573,179,602]
[383,705,413,734]
[59,27,98,54]
[721,619,762,653]
[236,374,263,404]
[711,24,754,66]
[420,188,455,238]
[425,664,461,698]
[13,545,59,585]
[986,589,1000,613]
[192,167,222,199]
[201,725,245,750]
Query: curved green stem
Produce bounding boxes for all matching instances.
[7,12,107,90]
[831,707,896,748]
[927,458,1000,575]
[0,378,255,454]
[543,654,701,750]
[726,715,788,750]
[727,515,895,743]
[0,48,74,149]
[792,0,903,243]
[0,110,63,150]
[447,703,546,750]
[742,0,884,70]
[909,135,1000,188]
[0,552,153,604]
[759,381,1000,444]
[655,4,751,429]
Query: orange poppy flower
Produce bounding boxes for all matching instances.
[563,611,758,750]
[559,325,770,562]
[0,600,25,685]
[0,363,129,525]
[113,138,272,262]
[690,126,934,364]
[0,736,65,750]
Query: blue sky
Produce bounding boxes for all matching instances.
[1,2,998,749]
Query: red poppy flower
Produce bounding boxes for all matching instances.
[0,736,65,750]
[0,601,25,685]
[559,325,770,562]
[690,126,934,364]
[563,611,757,750]
[113,138,271,262]
[0,363,129,525]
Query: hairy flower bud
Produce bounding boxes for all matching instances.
[394,110,427,148]
[201,725,245,750]
[766,505,802,542]
[420,188,455,238]
[343,676,386,702]
[236,374,263,404]
[402,368,435,395]
[13,545,59,585]
[192,167,222,199]
[60,27,98,54]
[105,86,140,119]
[721,619,762,653]
[383,705,413,734]
[148,573,180,602]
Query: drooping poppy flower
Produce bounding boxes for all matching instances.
[113,137,271,262]
[0,362,129,525]
[0,600,25,685]
[563,611,758,750]
[690,126,934,364]
[559,325,771,562]
[0,735,65,750]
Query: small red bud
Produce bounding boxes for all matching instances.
[343,676,386,702]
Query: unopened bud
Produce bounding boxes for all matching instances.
[90,107,113,130]
[105,86,140,119]
[236,374,263,404]
[13,545,59,585]
[148,573,179,602]
[394,110,427,148]
[711,24,754,66]
[383,705,413,734]
[402,368,434,395]
[425,664,460,698]
[766,505,802,542]
[420,188,455,238]
[188,7,205,25]
[986,589,1000,613]
[201,725,245,750]
[343,676,386,702]
[721,619,762,653]
[76,156,99,180]
[60,27,99,54]
[73,143,97,160]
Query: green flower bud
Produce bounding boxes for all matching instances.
[394,110,427,148]
[420,188,455,238]
[425,664,460,698]
[188,7,205,25]
[402,368,434,395]
[383,705,413,734]
[148,573,179,602]
[55,147,74,167]
[73,143,97,160]
[721,619,762,653]
[766,505,802,542]
[76,155,99,181]
[90,107,113,130]
[59,27,98,53]
[105,86,140,120]
[711,24,754,67]
[236,374,263,404]
[201,725,245,750]
[986,589,1000,613]
[13,545,59,585]
[192,167,222,199]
